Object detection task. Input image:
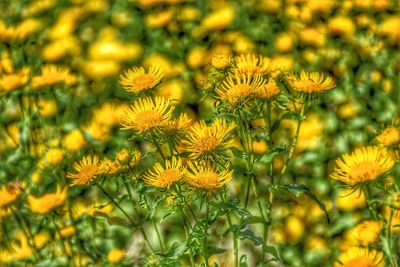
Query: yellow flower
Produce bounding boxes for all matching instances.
[67,155,100,186]
[331,146,394,185]
[334,247,384,267]
[57,225,76,239]
[235,54,271,76]
[99,157,122,175]
[143,157,185,188]
[286,71,335,94]
[120,97,174,133]
[211,54,231,70]
[255,79,281,100]
[0,182,23,208]
[163,113,193,134]
[0,67,30,92]
[107,248,125,264]
[349,220,382,246]
[119,64,163,94]
[217,74,266,106]
[185,161,232,191]
[44,147,64,166]
[27,186,67,214]
[180,118,235,160]
[376,126,400,147]
[336,188,366,211]
[31,65,73,89]
[63,129,86,153]
[72,200,113,219]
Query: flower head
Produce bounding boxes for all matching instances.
[143,157,185,188]
[217,74,266,106]
[376,126,400,148]
[235,54,271,76]
[348,220,382,246]
[27,186,67,214]
[334,247,384,267]
[330,146,394,185]
[0,181,23,208]
[67,155,100,186]
[31,65,73,89]
[185,161,232,191]
[286,71,335,94]
[119,64,163,94]
[120,97,174,133]
[0,67,30,92]
[255,79,281,100]
[179,118,235,160]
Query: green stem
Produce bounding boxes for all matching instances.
[280,102,306,178]
[363,185,378,220]
[203,196,210,267]
[143,196,165,253]
[118,179,156,253]
[151,134,166,161]
[51,215,70,260]
[220,191,238,267]
[179,206,195,267]
[387,208,399,267]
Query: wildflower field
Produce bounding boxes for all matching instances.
[1,0,400,266]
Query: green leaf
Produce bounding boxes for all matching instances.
[280,184,330,224]
[238,229,263,246]
[245,216,270,225]
[263,245,280,262]
[93,211,131,227]
[280,111,305,121]
[258,145,286,164]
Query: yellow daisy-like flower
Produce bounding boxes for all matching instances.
[180,118,235,160]
[334,247,384,267]
[120,97,174,133]
[330,146,394,185]
[255,79,281,100]
[143,157,185,188]
[31,65,73,89]
[163,113,193,133]
[72,200,113,219]
[0,67,30,92]
[185,161,232,191]
[235,54,271,76]
[286,71,335,94]
[119,64,163,94]
[0,181,23,208]
[348,220,382,246]
[67,155,100,186]
[376,126,400,147]
[27,185,68,214]
[217,74,266,106]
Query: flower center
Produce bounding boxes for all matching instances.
[196,135,220,152]
[79,165,99,183]
[195,172,220,190]
[348,161,383,182]
[292,80,321,92]
[343,256,375,267]
[132,74,155,91]
[227,84,253,104]
[133,110,164,131]
[159,169,181,186]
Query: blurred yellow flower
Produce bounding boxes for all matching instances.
[348,220,382,246]
[235,54,271,76]
[27,186,67,214]
[0,67,30,92]
[63,129,86,153]
[67,155,100,186]
[31,65,73,89]
[107,248,125,264]
[376,126,400,148]
[331,146,394,185]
